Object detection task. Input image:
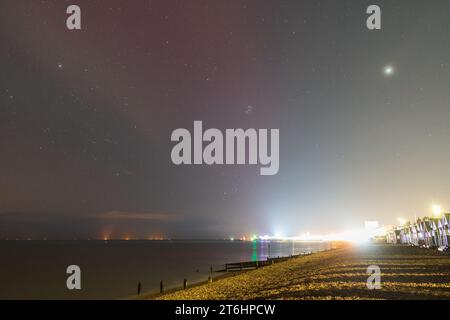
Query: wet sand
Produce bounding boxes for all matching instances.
[151,243,450,300]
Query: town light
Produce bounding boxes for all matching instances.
[432,204,442,217]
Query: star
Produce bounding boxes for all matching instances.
[57,63,63,69]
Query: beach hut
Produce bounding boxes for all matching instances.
[443,213,450,247]
[436,215,449,248]
[394,228,401,244]
[398,227,406,244]
[416,220,425,247]
[437,219,446,248]
[385,230,395,244]
[386,228,401,244]
[399,226,409,244]
[422,220,434,248]
[429,219,440,248]
[405,225,413,245]
[411,224,419,246]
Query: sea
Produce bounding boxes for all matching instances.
[0,240,331,299]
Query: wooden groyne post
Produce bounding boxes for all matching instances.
[137,282,141,295]
[209,265,213,283]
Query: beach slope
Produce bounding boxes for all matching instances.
[154,244,450,300]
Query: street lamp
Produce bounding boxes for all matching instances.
[432,204,442,218]
[384,65,394,76]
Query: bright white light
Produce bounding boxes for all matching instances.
[274,232,284,239]
[322,229,372,244]
[365,221,379,230]
[432,204,442,217]
[398,218,407,226]
[383,65,394,76]
[251,226,387,244]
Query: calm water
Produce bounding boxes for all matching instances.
[0,240,330,299]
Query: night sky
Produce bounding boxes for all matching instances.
[1,0,450,239]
